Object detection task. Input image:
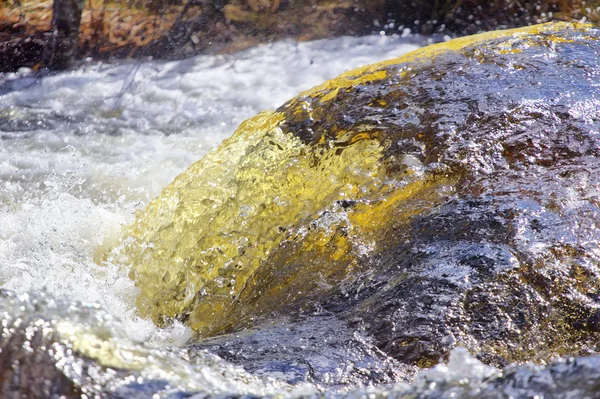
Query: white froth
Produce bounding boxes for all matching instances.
[0,34,420,344]
[421,347,498,382]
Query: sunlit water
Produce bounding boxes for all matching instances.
[0,35,421,346]
[2,29,600,398]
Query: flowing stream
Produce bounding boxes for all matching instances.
[0,35,422,344]
[0,35,429,397]
[2,30,600,398]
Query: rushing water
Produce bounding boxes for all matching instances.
[3,26,600,398]
[0,35,427,397]
[0,35,421,345]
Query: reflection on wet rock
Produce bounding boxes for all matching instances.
[7,288,600,398]
[118,21,600,369]
[351,347,600,399]
[192,315,414,386]
[0,290,292,398]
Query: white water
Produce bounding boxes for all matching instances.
[0,34,421,345]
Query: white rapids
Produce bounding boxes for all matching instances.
[2,31,600,399]
[0,34,421,345]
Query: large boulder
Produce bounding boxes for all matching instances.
[117,22,600,369]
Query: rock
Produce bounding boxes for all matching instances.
[245,0,280,13]
[0,290,286,398]
[7,289,600,397]
[192,314,414,386]
[117,21,600,369]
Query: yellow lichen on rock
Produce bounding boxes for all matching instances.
[115,21,597,337]
[297,21,591,102]
[121,109,397,334]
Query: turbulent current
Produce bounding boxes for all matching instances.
[3,23,600,398]
[0,35,421,344]
[0,34,424,397]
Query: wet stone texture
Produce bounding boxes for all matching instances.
[0,290,294,398]
[276,22,600,368]
[121,21,600,380]
[192,314,415,386]
[4,21,600,398]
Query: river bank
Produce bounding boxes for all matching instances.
[1,0,599,72]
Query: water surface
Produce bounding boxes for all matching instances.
[0,33,420,346]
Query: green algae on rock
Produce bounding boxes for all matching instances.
[117,21,600,367]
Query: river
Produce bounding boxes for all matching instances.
[0,34,425,397]
[2,29,600,398]
[0,34,423,343]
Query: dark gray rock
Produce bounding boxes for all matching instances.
[273,21,600,368]
[192,314,414,386]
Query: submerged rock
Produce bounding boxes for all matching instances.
[6,288,600,398]
[117,21,600,370]
[0,290,296,398]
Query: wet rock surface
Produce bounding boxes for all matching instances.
[4,21,600,399]
[7,290,600,398]
[0,290,295,398]
[274,21,600,368]
[122,22,600,372]
[192,314,413,386]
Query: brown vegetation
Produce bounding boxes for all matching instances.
[0,0,599,71]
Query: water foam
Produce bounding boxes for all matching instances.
[0,34,420,344]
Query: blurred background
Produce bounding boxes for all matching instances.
[0,0,598,72]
